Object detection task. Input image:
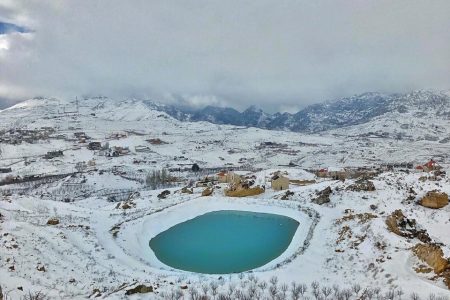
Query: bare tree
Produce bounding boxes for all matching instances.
[146,168,172,189]
[234,289,244,299]
[332,284,340,297]
[227,284,236,297]
[279,283,288,300]
[312,287,321,300]
[385,289,395,300]
[352,284,361,296]
[270,276,279,287]
[247,283,257,299]
[175,289,183,300]
[342,289,352,300]
[269,285,279,300]
[410,293,421,300]
[363,288,374,300]
[188,286,198,300]
[258,281,267,293]
[290,282,301,300]
[201,284,210,298]
[210,281,219,300]
[322,286,332,299]
[396,288,404,300]
[23,291,47,300]
[299,283,308,297]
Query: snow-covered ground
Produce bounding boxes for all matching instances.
[1,97,449,299]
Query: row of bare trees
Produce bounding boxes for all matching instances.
[158,275,449,300]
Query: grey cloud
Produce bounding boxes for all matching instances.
[0,0,450,111]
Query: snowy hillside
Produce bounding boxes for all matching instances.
[0,95,449,299]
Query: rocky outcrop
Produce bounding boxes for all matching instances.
[420,191,448,209]
[346,179,376,192]
[385,210,431,243]
[47,218,60,225]
[115,200,135,209]
[413,243,450,288]
[281,190,294,200]
[36,264,45,272]
[157,190,170,199]
[336,212,377,225]
[181,186,193,194]
[125,284,153,295]
[412,243,448,274]
[312,186,332,205]
[201,187,213,196]
[224,186,264,197]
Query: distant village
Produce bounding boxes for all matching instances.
[0,126,446,203]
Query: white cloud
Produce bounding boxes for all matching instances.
[1,0,450,110]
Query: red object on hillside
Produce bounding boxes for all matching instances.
[424,159,436,169]
[415,165,423,170]
[319,168,328,173]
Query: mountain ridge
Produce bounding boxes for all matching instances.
[142,89,450,133]
[5,89,449,134]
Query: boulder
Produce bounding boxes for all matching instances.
[36,265,45,272]
[115,201,135,209]
[90,288,102,298]
[385,210,431,243]
[125,284,153,295]
[420,191,448,209]
[47,218,60,225]
[413,243,449,274]
[121,203,132,209]
[157,190,171,199]
[181,187,193,194]
[312,186,332,205]
[281,190,294,200]
[201,188,213,196]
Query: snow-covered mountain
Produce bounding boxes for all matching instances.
[145,90,450,133]
[1,91,450,299]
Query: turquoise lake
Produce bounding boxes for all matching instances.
[149,210,299,274]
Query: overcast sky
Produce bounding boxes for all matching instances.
[1,0,450,112]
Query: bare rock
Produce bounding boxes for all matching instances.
[202,187,213,196]
[281,190,294,200]
[312,186,332,205]
[36,265,45,272]
[181,186,193,194]
[385,210,431,243]
[125,284,153,295]
[420,191,448,209]
[47,218,60,225]
[116,200,136,209]
[90,288,102,298]
[413,243,449,274]
[115,201,135,209]
[346,179,376,192]
[157,190,171,199]
[224,185,264,197]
